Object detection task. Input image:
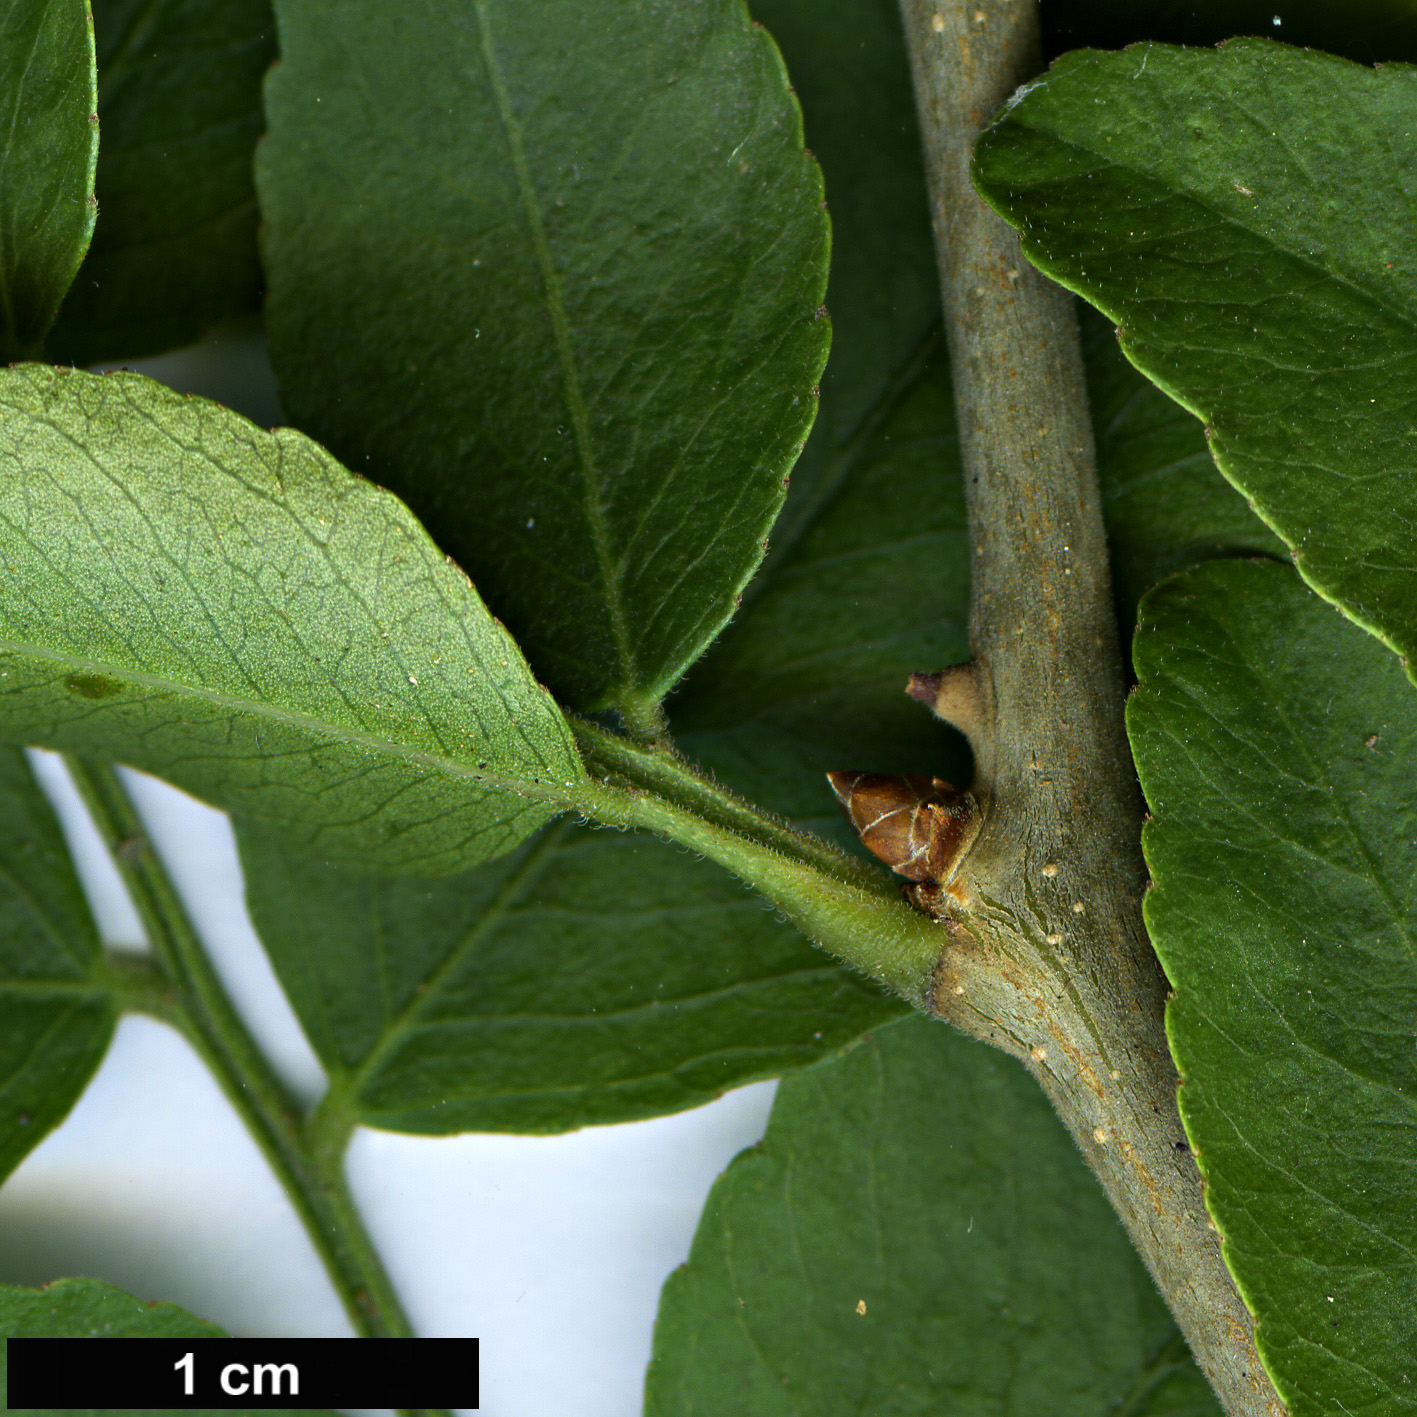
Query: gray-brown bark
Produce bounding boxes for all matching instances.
[894,2,1284,1412]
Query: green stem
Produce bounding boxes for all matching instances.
[573,723,944,1006]
[573,719,882,891]
[64,756,422,1347]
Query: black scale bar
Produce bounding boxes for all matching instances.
[5,1337,478,1409]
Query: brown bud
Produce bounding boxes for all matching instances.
[826,771,981,888]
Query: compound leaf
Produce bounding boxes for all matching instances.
[0,0,97,361]
[230,0,944,1141]
[646,1015,1219,1416]
[46,0,276,365]
[257,0,830,720]
[1130,559,1417,1415]
[975,39,1417,680]
[0,366,585,873]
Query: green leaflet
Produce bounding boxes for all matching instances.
[1130,559,1417,1415]
[238,817,903,1134]
[46,0,275,365]
[0,0,97,361]
[257,0,830,721]
[646,1016,1219,1417]
[0,747,113,1186]
[974,39,1417,681]
[0,366,586,873]
[221,0,1328,1148]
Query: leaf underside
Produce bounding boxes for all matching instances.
[258,0,830,717]
[646,1016,1220,1417]
[974,38,1417,682]
[1131,559,1417,1415]
[0,366,584,873]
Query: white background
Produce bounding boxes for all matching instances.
[0,331,776,1416]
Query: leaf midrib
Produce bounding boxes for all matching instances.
[372,970,861,1033]
[471,2,640,704]
[0,977,106,998]
[372,1035,836,1101]
[0,634,585,808]
[344,818,568,1092]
